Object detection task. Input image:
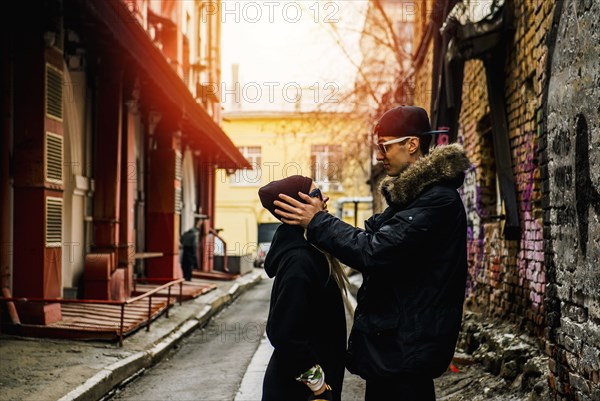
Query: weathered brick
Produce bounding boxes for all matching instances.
[570,372,592,394]
[563,335,581,354]
[591,385,600,401]
[581,344,600,374]
[562,302,589,323]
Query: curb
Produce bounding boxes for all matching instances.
[57,272,263,401]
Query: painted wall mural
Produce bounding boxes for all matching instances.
[516,132,545,310]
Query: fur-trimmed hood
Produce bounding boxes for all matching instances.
[381,143,471,208]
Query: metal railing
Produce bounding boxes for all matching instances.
[0,278,184,346]
[206,228,228,272]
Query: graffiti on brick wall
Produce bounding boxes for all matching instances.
[551,126,577,269]
[574,114,600,257]
[546,113,600,397]
[551,114,600,259]
[516,131,545,309]
[461,164,485,295]
[544,0,600,396]
[460,128,545,311]
[463,167,482,238]
[483,221,502,289]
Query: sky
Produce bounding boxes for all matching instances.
[220,0,368,112]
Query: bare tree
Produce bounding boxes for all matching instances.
[294,0,416,212]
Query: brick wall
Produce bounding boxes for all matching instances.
[542,0,600,399]
[412,38,434,113]
[410,0,599,399]
[458,0,550,336]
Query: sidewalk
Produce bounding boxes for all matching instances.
[0,270,264,401]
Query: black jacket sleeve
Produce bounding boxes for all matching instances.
[267,253,321,377]
[306,190,458,273]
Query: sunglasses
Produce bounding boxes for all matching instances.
[374,136,419,154]
[308,188,323,200]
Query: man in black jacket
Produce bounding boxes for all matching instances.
[274,106,471,401]
[179,218,201,281]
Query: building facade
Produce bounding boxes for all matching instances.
[410,0,599,399]
[1,0,248,325]
[215,111,372,264]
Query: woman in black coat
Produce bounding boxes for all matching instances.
[258,175,347,401]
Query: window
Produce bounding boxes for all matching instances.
[311,145,343,192]
[231,146,262,186]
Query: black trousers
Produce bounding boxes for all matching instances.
[365,376,435,401]
[181,247,196,281]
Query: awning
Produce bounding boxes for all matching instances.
[73,0,250,170]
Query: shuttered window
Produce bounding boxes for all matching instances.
[175,187,183,213]
[46,132,63,183]
[175,151,183,213]
[46,197,63,247]
[45,64,63,121]
[175,151,183,181]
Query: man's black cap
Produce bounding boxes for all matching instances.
[374,106,448,138]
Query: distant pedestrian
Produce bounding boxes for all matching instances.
[179,218,201,281]
[274,106,471,401]
[259,175,348,401]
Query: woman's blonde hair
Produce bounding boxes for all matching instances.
[304,230,350,296]
[325,253,349,296]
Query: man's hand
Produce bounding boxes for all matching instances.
[274,192,326,228]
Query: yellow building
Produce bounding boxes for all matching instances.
[215,111,373,265]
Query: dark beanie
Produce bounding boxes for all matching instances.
[374,106,447,138]
[258,175,313,221]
